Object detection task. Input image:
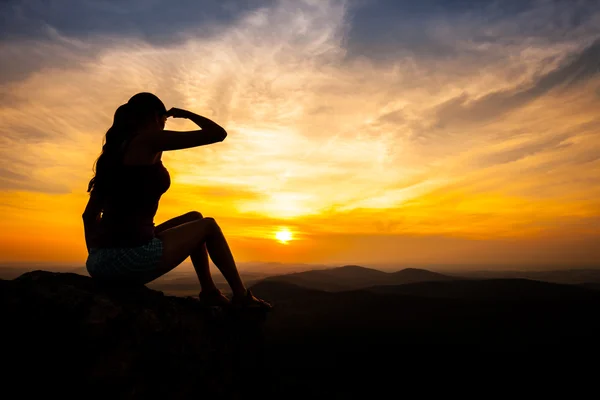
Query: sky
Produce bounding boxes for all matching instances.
[0,0,599,269]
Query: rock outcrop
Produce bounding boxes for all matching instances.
[1,271,266,399]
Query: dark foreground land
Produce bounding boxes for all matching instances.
[2,270,599,398]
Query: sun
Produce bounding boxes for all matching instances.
[275,229,293,244]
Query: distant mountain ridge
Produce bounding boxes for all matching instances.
[2,264,600,298]
[365,278,600,299]
[262,265,455,292]
[248,277,600,353]
[251,277,600,302]
[462,269,600,284]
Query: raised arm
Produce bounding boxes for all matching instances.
[140,108,227,152]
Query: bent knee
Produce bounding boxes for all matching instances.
[186,211,203,219]
[201,217,221,232]
[202,216,217,225]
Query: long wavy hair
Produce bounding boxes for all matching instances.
[87,92,167,197]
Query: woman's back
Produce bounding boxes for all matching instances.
[93,139,171,248]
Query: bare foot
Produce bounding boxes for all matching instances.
[198,289,230,307]
[231,289,272,310]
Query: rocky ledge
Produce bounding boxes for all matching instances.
[1,270,267,399]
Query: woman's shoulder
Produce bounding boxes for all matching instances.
[122,136,163,166]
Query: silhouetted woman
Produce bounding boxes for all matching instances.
[83,92,271,308]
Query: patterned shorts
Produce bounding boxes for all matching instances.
[86,237,164,285]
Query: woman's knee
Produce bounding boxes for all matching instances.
[201,217,221,234]
[186,211,203,220]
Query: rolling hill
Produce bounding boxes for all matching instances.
[461,269,600,284]
[262,265,455,291]
[365,278,599,299]
[249,277,600,357]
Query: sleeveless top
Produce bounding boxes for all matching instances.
[93,140,171,248]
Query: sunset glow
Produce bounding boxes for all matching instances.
[1,0,599,267]
[275,229,293,245]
